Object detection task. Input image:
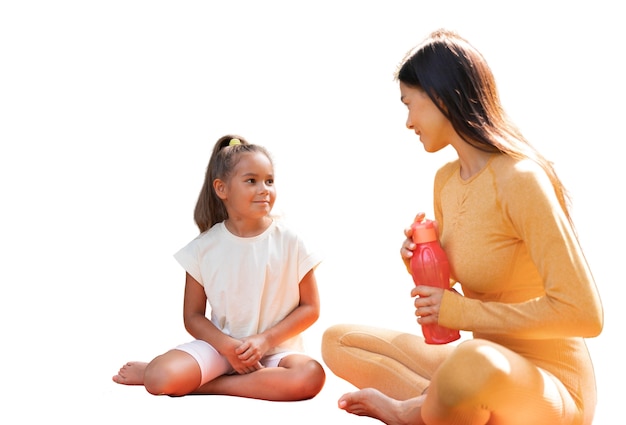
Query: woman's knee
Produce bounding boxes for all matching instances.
[434,339,511,406]
[322,324,349,348]
[321,324,350,367]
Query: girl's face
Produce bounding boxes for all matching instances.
[217,151,276,221]
[399,82,454,153]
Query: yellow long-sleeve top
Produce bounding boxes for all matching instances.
[434,153,603,410]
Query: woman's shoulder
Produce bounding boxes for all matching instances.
[490,155,548,186]
[434,159,460,187]
[489,155,555,207]
[436,158,459,175]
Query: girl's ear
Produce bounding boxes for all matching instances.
[213,179,227,200]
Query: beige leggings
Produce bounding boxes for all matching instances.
[322,324,585,425]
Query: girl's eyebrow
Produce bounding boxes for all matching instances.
[241,172,274,178]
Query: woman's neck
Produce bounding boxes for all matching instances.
[452,140,494,180]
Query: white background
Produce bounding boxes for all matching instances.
[1,1,623,423]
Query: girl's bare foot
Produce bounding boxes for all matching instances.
[112,362,148,385]
[337,388,426,425]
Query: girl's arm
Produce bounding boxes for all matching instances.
[235,269,320,365]
[264,268,321,344]
[182,272,260,373]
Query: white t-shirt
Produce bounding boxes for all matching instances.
[174,219,321,354]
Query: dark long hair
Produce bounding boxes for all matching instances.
[193,135,273,233]
[396,29,571,221]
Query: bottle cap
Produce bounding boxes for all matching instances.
[411,219,438,243]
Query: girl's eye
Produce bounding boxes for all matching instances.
[246,178,256,184]
[266,179,274,186]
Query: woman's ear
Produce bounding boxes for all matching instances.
[434,95,448,114]
[213,179,227,200]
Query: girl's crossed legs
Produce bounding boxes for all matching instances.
[113,340,325,401]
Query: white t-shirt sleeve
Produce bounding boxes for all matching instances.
[173,237,203,286]
[298,241,322,283]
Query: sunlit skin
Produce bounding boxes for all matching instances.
[333,83,504,425]
[326,29,601,424]
[213,151,277,238]
[398,82,492,328]
[113,150,326,400]
[399,82,492,180]
[400,82,453,154]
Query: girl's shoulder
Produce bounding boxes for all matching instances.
[270,216,300,238]
[182,222,225,247]
[270,216,317,248]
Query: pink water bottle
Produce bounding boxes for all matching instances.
[410,219,460,344]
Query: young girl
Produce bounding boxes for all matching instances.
[113,135,326,401]
[322,30,603,424]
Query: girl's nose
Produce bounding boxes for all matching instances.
[405,115,413,130]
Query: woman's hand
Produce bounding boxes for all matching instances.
[411,285,445,325]
[401,212,426,261]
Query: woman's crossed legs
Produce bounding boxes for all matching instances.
[321,324,578,425]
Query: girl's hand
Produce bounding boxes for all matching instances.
[223,338,264,374]
[411,285,445,325]
[233,335,269,373]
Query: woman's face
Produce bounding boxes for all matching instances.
[399,82,454,153]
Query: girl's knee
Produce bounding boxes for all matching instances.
[301,359,327,399]
[143,361,171,395]
[143,355,200,396]
[291,359,326,400]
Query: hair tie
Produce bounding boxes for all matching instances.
[229,138,241,146]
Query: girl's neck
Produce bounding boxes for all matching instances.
[224,216,273,237]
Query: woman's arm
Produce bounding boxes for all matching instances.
[439,164,603,339]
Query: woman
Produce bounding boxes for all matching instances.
[321,29,603,425]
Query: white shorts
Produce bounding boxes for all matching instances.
[175,339,300,386]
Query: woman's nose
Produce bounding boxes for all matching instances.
[405,115,413,129]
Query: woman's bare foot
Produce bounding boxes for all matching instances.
[112,362,148,385]
[337,388,426,425]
